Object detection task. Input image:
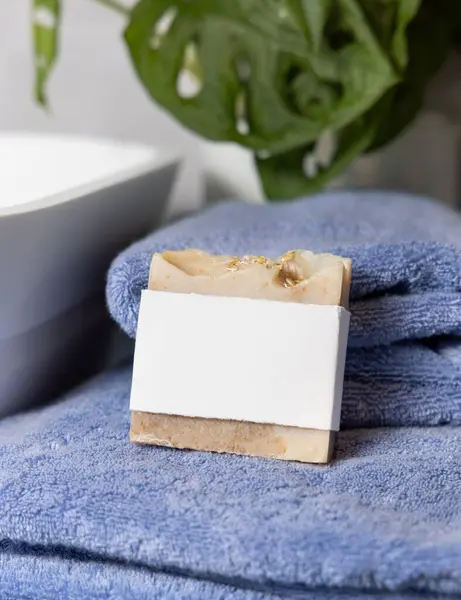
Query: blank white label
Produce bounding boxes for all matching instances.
[130,291,350,431]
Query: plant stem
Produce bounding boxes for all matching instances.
[93,0,130,17]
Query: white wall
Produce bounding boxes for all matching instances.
[0,0,203,216]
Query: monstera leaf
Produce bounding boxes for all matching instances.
[124,0,397,157]
[32,0,61,106]
[255,0,426,198]
[357,0,421,72]
[367,0,461,152]
[257,0,461,198]
[31,0,460,200]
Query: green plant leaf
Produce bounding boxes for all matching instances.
[358,0,421,72]
[255,110,380,199]
[368,0,461,151]
[124,0,397,156]
[32,0,61,106]
[391,0,422,69]
[285,0,331,52]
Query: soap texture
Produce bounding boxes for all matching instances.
[148,248,351,307]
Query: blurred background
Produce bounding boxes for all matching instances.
[3,0,461,214]
[1,0,202,217]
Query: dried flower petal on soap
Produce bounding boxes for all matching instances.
[227,258,240,271]
[281,250,295,262]
[275,256,306,287]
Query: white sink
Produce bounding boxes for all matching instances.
[0,133,180,416]
[0,133,174,210]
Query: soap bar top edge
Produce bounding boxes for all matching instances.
[148,249,352,308]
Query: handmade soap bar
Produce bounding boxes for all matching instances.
[148,249,351,307]
[130,249,351,463]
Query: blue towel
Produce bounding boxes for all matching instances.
[107,191,461,428]
[3,191,461,599]
[1,365,461,600]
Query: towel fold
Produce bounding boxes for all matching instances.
[106,191,461,428]
[1,365,461,600]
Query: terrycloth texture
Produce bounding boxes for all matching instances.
[1,365,461,600]
[107,191,461,429]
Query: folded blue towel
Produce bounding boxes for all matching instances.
[107,191,461,428]
[1,365,461,600]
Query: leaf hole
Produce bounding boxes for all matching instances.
[235,89,250,136]
[236,117,250,136]
[256,150,271,160]
[176,42,203,99]
[149,7,177,50]
[176,69,202,99]
[235,57,251,83]
[315,130,337,169]
[302,153,319,179]
[234,56,252,136]
[34,6,57,29]
[302,131,338,179]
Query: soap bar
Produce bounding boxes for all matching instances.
[148,249,351,307]
[130,249,351,463]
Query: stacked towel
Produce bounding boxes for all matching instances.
[2,191,461,599]
[1,364,461,600]
[107,191,461,428]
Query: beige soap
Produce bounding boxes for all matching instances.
[148,249,351,307]
[130,249,352,463]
